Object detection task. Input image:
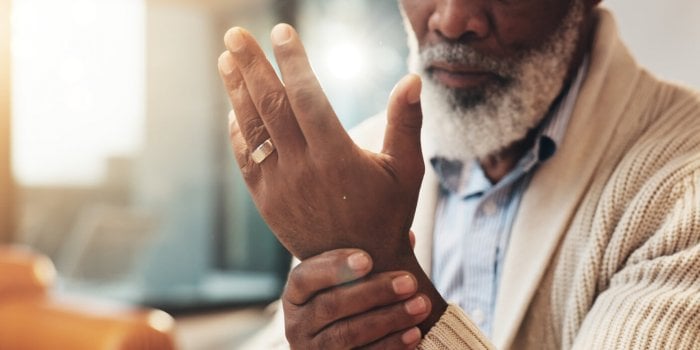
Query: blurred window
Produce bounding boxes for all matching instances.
[12,0,145,186]
[10,0,407,311]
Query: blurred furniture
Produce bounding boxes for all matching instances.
[1,0,13,244]
[0,245,177,349]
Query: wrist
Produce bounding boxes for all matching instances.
[370,247,448,335]
[407,258,448,335]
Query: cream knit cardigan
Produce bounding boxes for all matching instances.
[240,8,700,350]
[416,8,700,349]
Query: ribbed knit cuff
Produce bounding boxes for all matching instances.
[418,304,495,350]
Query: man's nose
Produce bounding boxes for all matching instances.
[429,0,489,41]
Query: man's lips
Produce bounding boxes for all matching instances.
[427,63,502,89]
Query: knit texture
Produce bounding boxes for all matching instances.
[418,305,495,350]
[417,11,700,350]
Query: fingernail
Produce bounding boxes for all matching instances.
[406,75,422,104]
[225,27,245,52]
[347,252,370,271]
[392,275,416,295]
[271,23,292,46]
[405,296,427,315]
[401,327,421,345]
[218,52,234,75]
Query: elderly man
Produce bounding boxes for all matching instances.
[218,0,700,348]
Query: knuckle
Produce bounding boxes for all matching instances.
[286,265,304,293]
[315,293,340,322]
[241,117,268,145]
[328,321,356,348]
[237,52,261,72]
[290,83,317,113]
[258,90,289,118]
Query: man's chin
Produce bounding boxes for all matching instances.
[451,89,489,111]
[426,75,514,111]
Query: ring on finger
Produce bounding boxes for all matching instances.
[251,138,276,164]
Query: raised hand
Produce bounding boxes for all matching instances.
[217,23,424,269]
[217,23,447,334]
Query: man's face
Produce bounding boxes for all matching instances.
[400,0,589,163]
[401,0,578,78]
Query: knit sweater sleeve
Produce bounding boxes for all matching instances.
[570,157,700,349]
[417,305,495,350]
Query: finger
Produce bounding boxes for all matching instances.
[382,74,424,181]
[270,23,352,154]
[409,230,416,250]
[284,249,372,305]
[312,294,431,349]
[223,28,306,158]
[229,115,263,188]
[303,271,419,333]
[218,52,274,156]
[360,327,422,350]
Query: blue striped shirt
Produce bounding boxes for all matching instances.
[431,60,588,336]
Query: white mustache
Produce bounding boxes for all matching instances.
[419,43,518,79]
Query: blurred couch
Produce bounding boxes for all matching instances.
[0,245,176,349]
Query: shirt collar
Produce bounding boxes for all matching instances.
[432,56,590,196]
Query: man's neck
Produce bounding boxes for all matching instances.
[478,128,538,183]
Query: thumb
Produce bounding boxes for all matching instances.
[382,74,424,173]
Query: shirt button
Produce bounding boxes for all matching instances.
[482,200,498,216]
[471,309,486,325]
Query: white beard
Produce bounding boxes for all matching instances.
[406,1,585,164]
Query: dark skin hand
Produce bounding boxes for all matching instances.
[279,234,424,349]
[283,249,430,349]
[217,22,448,341]
[219,24,424,264]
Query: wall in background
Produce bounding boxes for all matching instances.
[607,1,700,88]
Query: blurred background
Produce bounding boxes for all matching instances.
[0,0,698,348]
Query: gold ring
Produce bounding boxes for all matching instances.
[251,138,276,164]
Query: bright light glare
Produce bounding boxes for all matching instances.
[324,43,367,82]
[11,0,145,186]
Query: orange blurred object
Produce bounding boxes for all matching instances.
[0,245,176,350]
